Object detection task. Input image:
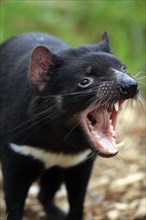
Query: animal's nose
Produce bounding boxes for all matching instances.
[119,81,139,98]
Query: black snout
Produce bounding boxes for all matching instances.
[120,81,139,99]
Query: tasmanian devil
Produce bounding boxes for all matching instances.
[0,32,139,220]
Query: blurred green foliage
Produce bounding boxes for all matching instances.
[0,0,145,93]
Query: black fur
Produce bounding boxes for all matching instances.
[0,32,139,220]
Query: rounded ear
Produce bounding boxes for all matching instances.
[29,46,61,91]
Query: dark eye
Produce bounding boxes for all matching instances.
[79,77,93,88]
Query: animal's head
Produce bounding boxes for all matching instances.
[29,32,139,157]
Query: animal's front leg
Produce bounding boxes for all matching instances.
[38,167,65,220]
[1,146,42,220]
[64,157,95,220]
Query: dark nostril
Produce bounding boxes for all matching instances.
[120,86,129,95]
[120,83,139,98]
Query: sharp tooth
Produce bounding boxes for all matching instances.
[87,120,94,130]
[102,146,110,153]
[91,130,100,139]
[95,134,100,139]
[110,124,114,130]
[109,119,112,125]
[114,102,119,112]
[87,119,92,124]
[110,124,114,133]
[91,130,96,135]
[116,141,124,149]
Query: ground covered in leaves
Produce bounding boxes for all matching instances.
[0,103,145,220]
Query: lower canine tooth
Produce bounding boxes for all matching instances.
[102,146,110,153]
[114,102,119,112]
[116,142,124,148]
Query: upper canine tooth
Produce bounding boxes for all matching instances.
[116,141,124,149]
[114,102,119,112]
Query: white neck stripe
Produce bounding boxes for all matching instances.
[10,143,91,169]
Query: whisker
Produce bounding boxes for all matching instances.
[63,121,81,141]
[20,113,60,143]
[118,100,133,136]
[32,112,60,129]
[88,97,100,111]
[40,87,99,99]
[133,71,144,78]
[136,75,146,80]
[0,104,58,138]
[136,95,146,114]
[60,96,101,141]
[114,154,125,162]
[87,150,97,161]
[138,82,146,86]
[86,95,99,103]
[12,112,60,139]
[137,94,145,105]
[63,97,101,140]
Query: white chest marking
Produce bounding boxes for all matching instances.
[10,143,91,169]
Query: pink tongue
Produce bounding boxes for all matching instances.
[99,137,118,155]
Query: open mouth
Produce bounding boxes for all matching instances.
[83,101,124,157]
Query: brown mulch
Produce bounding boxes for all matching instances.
[0,103,145,220]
